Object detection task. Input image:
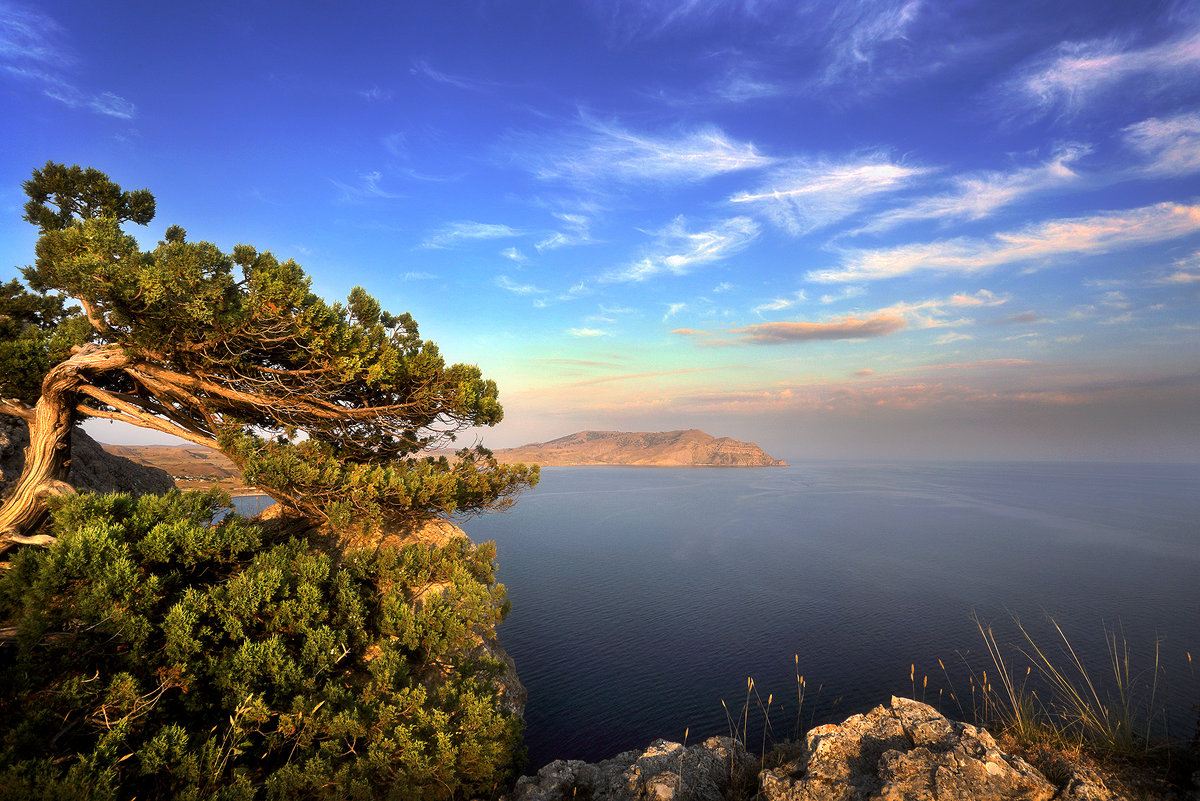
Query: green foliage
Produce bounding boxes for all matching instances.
[0,491,523,800]
[6,162,537,532]
[0,278,90,405]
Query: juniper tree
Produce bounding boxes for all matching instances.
[0,162,537,553]
[0,164,537,798]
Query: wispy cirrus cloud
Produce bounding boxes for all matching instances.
[409,59,509,93]
[815,201,1200,282]
[753,290,806,315]
[815,0,924,87]
[1,3,135,118]
[730,154,930,234]
[880,289,1008,328]
[606,215,759,282]
[421,221,524,249]
[537,213,594,251]
[515,117,775,186]
[1010,29,1200,117]
[331,170,404,202]
[1123,112,1200,177]
[854,144,1091,234]
[357,85,392,102]
[495,275,546,296]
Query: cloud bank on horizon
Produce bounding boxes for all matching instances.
[2,0,1198,460]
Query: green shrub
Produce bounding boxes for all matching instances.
[0,489,521,800]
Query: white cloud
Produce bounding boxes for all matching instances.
[820,286,865,304]
[358,85,391,102]
[402,271,436,281]
[501,247,528,264]
[1123,112,1200,177]
[606,216,759,282]
[753,290,806,314]
[856,144,1090,234]
[331,170,404,202]
[1012,30,1200,117]
[568,327,608,337]
[818,0,924,86]
[410,59,490,92]
[1,5,135,118]
[816,202,1200,282]
[496,275,546,295]
[879,289,1008,328]
[713,281,734,293]
[730,155,929,234]
[421,221,523,249]
[710,68,785,102]
[933,332,973,345]
[663,302,686,322]
[518,118,774,185]
[537,212,593,251]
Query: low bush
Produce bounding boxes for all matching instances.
[0,489,521,800]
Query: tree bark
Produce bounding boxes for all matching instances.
[0,345,128,553]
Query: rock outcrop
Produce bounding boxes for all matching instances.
[760,697,1056,801]
[509,698,1132,801]
[0,419,175,500]
[495,429,786,467]
[512,736,754,801]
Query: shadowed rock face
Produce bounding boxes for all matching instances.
[0,419,175,500]
[495,429,786,467]
[512,736,754,801]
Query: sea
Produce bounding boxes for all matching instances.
[234,462,1200,770]
[460,462,1200,769]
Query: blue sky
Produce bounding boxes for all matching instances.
[2,0,1199,460]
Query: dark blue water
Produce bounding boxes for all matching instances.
[460,462,1200,769]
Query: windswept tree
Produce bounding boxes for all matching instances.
[0,164,537,799]
[0,162,537,553]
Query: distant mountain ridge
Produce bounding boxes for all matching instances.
[493,429,786,467]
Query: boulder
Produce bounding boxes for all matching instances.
[760,697,1056,801]
[511,735,753,801]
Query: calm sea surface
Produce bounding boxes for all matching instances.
[459,462,1200,769]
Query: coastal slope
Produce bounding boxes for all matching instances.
[493,429,786,467]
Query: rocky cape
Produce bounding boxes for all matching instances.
[510,696,1189,801]
[494,430,786,467]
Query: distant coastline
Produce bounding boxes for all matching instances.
[493,429,786,467]
[98,429,785,492]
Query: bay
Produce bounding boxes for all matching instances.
[461,462,1200,769]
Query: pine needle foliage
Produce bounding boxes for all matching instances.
[1,162,537,548]
[0,490,523,800]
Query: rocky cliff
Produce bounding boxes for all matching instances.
[494,429,786,467]
[510,697,1176,801]
[0,418,175,500]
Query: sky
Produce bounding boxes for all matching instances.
[2,1,1199,462]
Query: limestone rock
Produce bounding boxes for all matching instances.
[510,736,753,801]
[760,697,1055,801]
[0,418,175,500]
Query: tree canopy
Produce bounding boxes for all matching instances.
[0,164,537,798]
[0,162,537,550]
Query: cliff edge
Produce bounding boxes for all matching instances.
[494,429,786,467]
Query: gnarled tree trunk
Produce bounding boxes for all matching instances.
[0,345,128,554]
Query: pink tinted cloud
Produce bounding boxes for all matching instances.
[729,313,906,343]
